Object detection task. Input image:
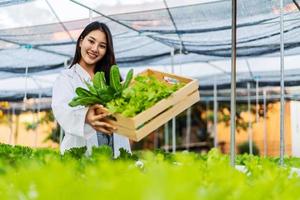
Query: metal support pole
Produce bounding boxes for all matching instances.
[230,0,237,166]
[11,107,15,145]
[263,89,268,157]
[172,118,176,153]
[64,58,69,68]
[279,0,285,166]
[37,92,42,115]
[247,82,253,155]
[256,79,259,123]
[164,123,169,152]
[213,80,218,148]
[206,101,209,134]
[8,108,13,145]
[171,48,175,73]
[186,107,191,150]
[59,123,63,145]
[154,131,158,149]
[89,9,93,22]
[33,103,38,148]
[23,66,29,111]
[34,92,42,148]
[171,49,176,153]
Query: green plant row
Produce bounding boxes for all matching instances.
[0,143,300,200]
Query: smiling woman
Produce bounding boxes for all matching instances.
[51,21,131,157]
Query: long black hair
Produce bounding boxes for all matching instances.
[70,21,116,83]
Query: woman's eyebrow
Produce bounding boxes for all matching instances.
[88,36,96,40]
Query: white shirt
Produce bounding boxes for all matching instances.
[51,63,131,157]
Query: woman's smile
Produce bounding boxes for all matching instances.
[87,51,98,60]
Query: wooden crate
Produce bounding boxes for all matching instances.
[107,69,200,141]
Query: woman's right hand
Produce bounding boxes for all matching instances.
[85,104,116,134]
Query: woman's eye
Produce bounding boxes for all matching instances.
[88,39,94,44]
[99,45,106,49]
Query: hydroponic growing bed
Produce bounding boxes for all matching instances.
[0,143,300,200]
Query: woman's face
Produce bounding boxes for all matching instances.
[79,30,107,68]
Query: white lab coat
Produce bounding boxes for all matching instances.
[51,63,131,157]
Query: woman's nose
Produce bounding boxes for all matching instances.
[91,44,98,52]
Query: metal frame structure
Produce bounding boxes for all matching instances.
[0,0,292,164]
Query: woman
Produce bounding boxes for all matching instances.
[51,21,131,157]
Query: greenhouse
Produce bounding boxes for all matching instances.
[1,0,300,199]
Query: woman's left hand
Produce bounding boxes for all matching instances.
[85,104,116,134]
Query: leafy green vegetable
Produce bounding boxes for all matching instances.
[68,96,102,107]
[63,146,87,159]
[75,87,92,97]
[91,145,113,158]
[106,75,184,117]
[69,65,133,107]
[99,72,108,90]
[116,148,138,161]
[92,71,107,90]
[109,65,122,92]
[122,69,133,90]
[84,81,97,95]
